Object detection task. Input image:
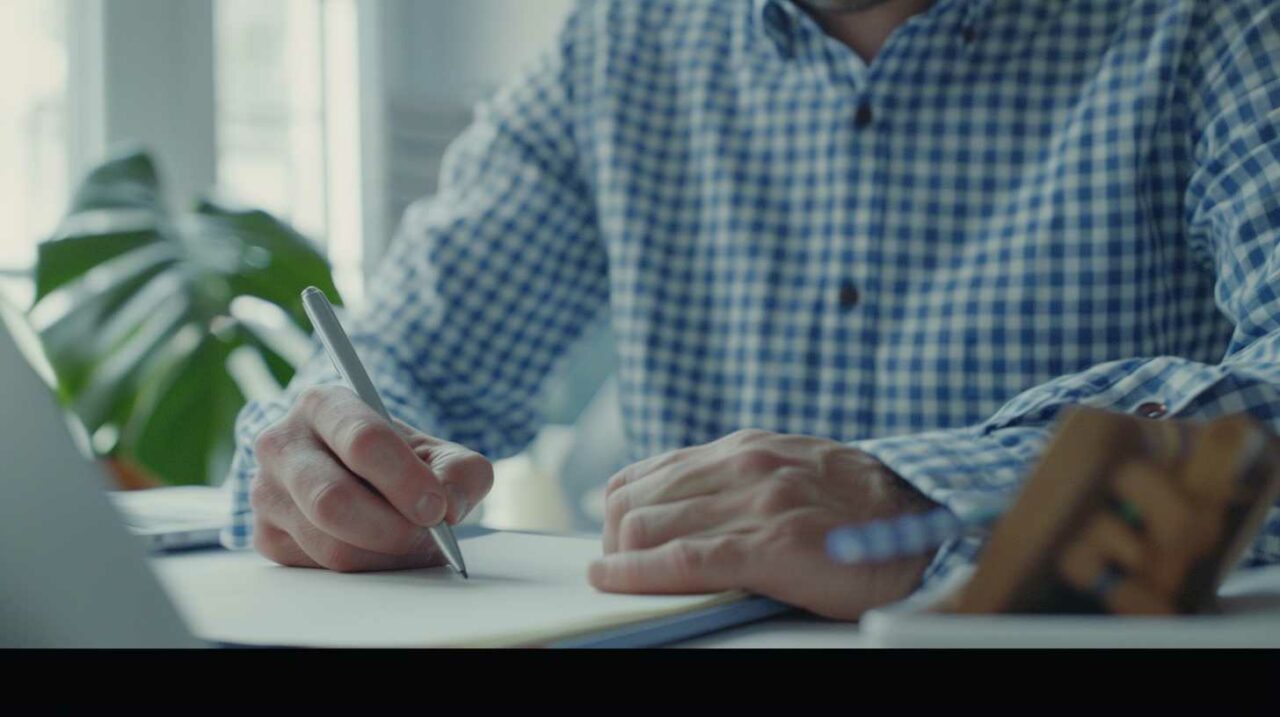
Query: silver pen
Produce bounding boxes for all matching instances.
[826,496,1011,565]
[300,286,469,578]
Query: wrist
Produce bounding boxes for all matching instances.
[826,443,941,516]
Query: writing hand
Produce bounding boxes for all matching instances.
[249,385,493,572]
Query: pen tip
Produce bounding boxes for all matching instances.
[461,569,469,580]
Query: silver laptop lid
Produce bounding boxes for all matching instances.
[0,301,198,647]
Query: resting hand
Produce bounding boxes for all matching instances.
[249,385,494,572]
[590,429,939,620]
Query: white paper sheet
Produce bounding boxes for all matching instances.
[152,532,741,647]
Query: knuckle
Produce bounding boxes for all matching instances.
[754,479,802,515]
[248,475,274,514]
[253,424,288,461]
[763,511,811,547]
[252,528,283,563]
[669,540,703,580]
[317,542,361,573]
[309,479,353,528]
[295,385,332,416]
[605,487,630,527]
[339,418,391,463]
[605,469,631,496]
[452,451,494,490]
[618,512,647,550]
[252,523,302,568]
[728,428,769,444]
[736,447,786,474]
[704,536,741,568]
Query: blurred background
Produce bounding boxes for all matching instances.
[1,0,623,536]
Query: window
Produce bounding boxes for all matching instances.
[215,0,368,303]
[0,0,70,307]
[215,0,326,241]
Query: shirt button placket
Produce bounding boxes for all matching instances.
[843,95,875,312]
[838,280,860,311]
[853,102,874,130]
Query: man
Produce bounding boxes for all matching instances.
[229,0,1280,620]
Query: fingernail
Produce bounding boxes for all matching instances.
[446,484,469,524]
[416,492,445,525]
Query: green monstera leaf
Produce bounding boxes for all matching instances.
[29,147,341,485]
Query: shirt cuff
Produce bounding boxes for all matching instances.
[848,425,1051,588]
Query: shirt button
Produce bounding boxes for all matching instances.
[1135,402,1168,419]
[838,281,860,310]
[961,26,978,44]
[761,1,793,53]
[763,1,786,27]
[853,103,874,129]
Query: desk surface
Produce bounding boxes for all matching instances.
[675,614,871,648]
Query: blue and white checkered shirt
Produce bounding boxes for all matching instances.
[226,0,1280,588]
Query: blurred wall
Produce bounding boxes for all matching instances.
[387,0,575,107]
[372,0,575,263]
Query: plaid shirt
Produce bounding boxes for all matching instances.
[226,0,1280,588]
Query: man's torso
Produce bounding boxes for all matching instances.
[557,0,1237,458]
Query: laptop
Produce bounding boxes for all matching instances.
[109,486,230,553]
[0,301,200,647]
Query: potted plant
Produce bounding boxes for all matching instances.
[28,147,342,488]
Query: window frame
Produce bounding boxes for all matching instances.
[10,0,387,308]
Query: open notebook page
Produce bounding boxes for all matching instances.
[152,531,746,647]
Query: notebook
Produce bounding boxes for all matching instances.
[151,528,791,648]
[110,486,230,553]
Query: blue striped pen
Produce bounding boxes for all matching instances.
[825,498,1010,565]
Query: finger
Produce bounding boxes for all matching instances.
[604,445,695,498]
[285,515,445,573]
[392,419,446,447]
[253,521,321,569]
[418,442,494,526]
[603,450,780,553]
[276,446,446,554]
[614,494,745,552]
[1112,460,1206,558]
[614,472,822,552]
[300,386,446,526]
[392,419,492,524]
[264,481,450,571]
[1058,540,1174,615]
[588,535,751,594]
[604,464,723,553]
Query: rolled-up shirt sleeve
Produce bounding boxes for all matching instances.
[853,4,1280,587]
[222,5,609,549]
